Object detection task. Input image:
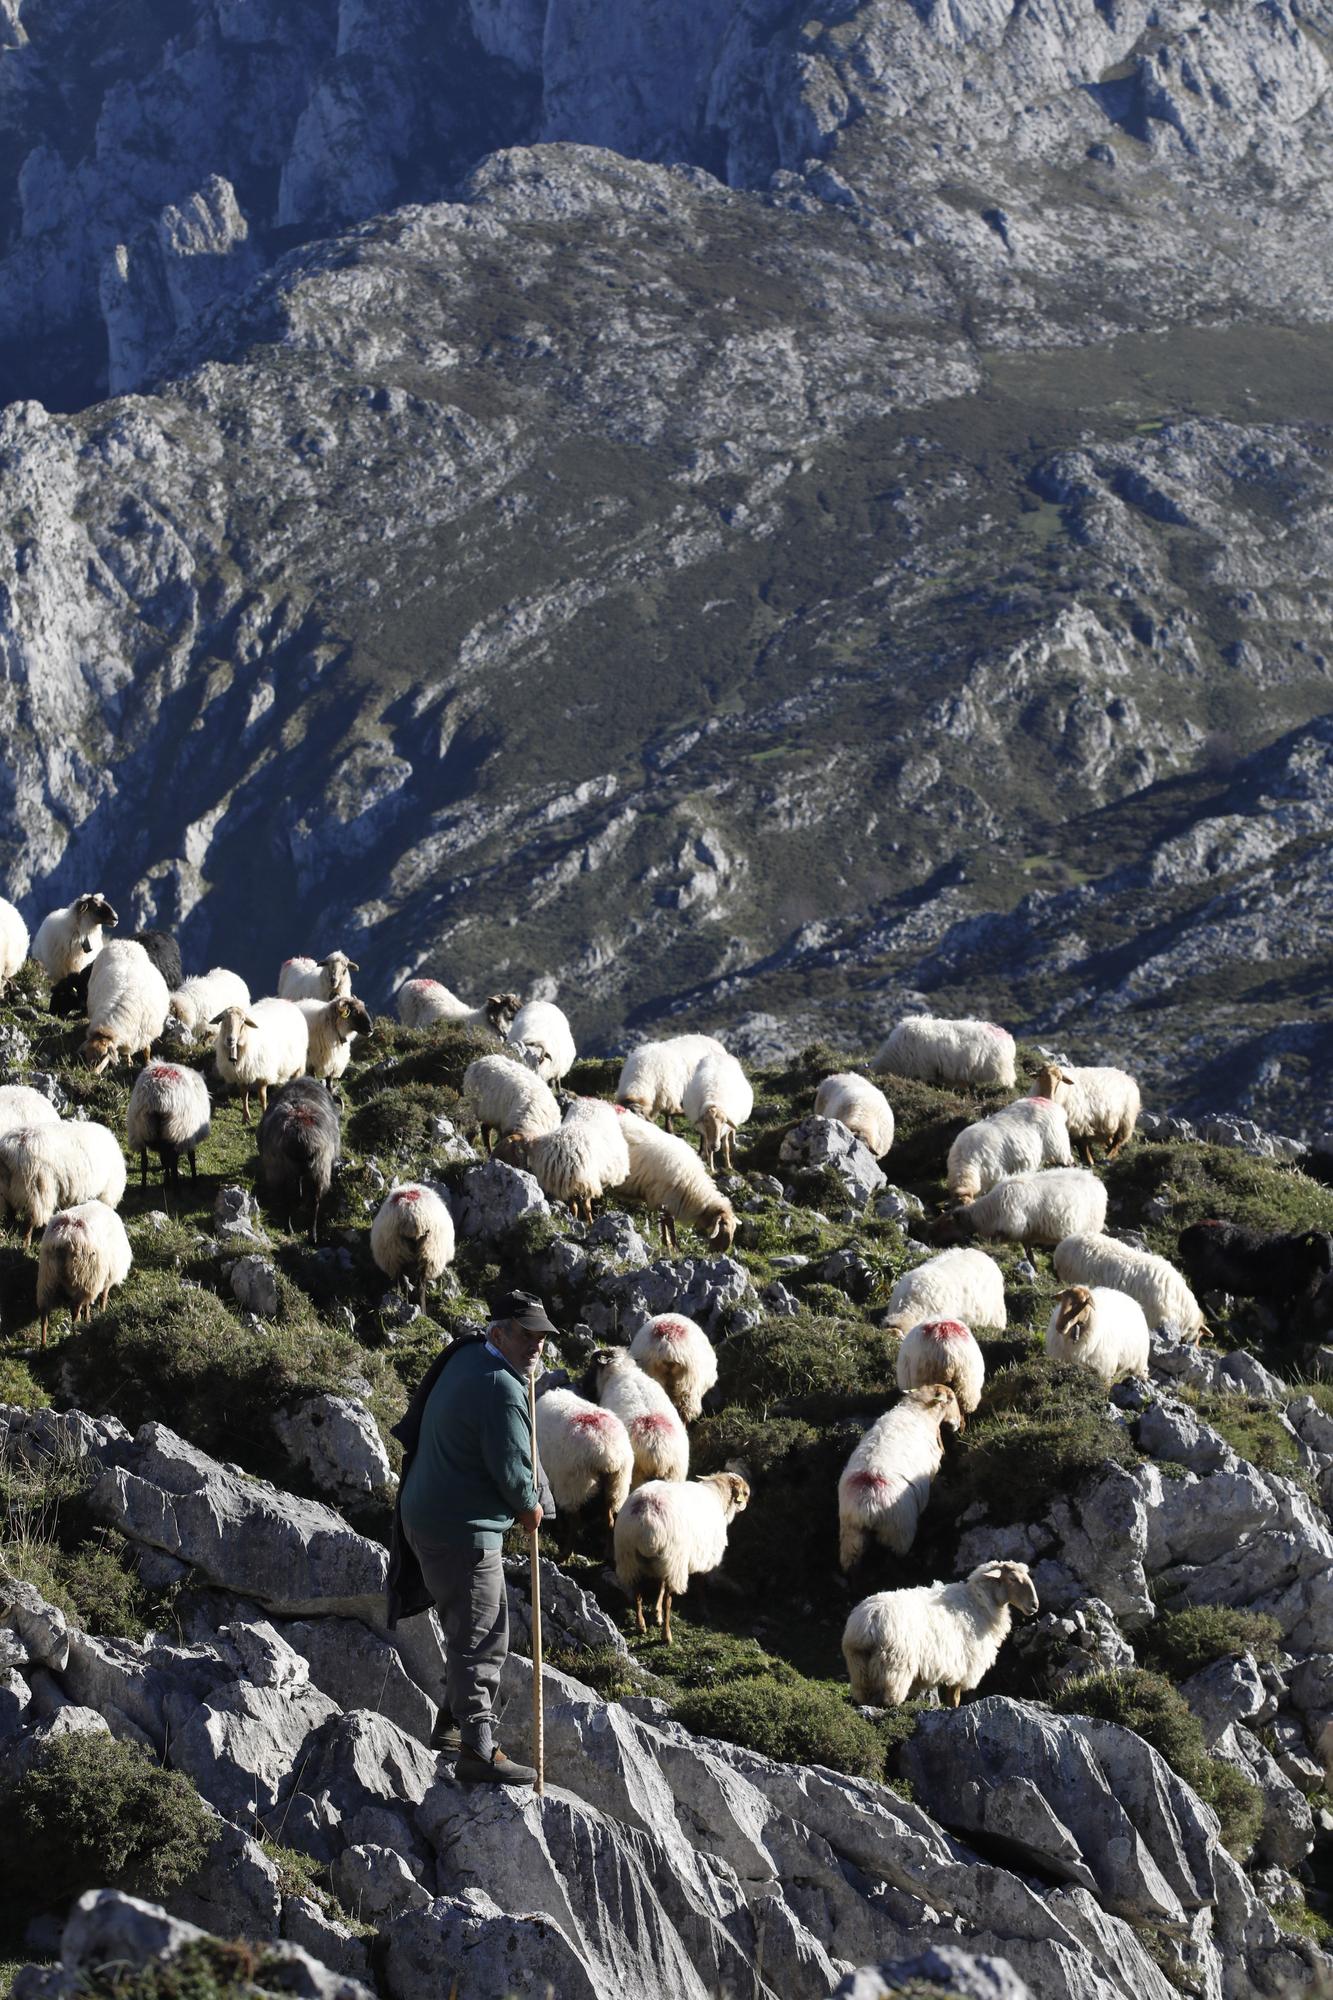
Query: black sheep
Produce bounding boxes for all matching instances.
[257,1078,341,1244]
[1177,1219,1333,1315]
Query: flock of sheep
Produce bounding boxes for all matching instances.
[0,890,1327,1713]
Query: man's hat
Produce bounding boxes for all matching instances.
[490,1289,557,1337]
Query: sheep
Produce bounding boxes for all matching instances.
[882,1247,1007,1335]
[397,979,521,1037]
[1176,1220,1333,1316]
[875,1016,1017,1091]
[586,1347,689,1486]
[462,1054,561,1156]
[896,1318,986,1414]
[842,1560,1039,1707]
[813,1073,895,1158]
[370,1182,456,1303]
[52,929,181,1015]
[0,1122,127,1247]
[1033,1061,1140,1164]
[125,1061,211,1192]
[297,996,373,1087]
[168,969,251,1039]
[0,898,29,996]
[615,1034,728,1130]
[258,1077,341,1243]
[80,940,171,1072]
[0,1086,60,1142]
[838,1384,963,1570]
[682,1050,753,1171]
[1046,1285,1151,1386]
[629,1313,718,1424]
[211,999,309,1125]
[930,1168,1108,1253]
[615,1107,737,1252]
[525,1096,630,1223]
[506,1000,576,1082]
[277,951,359,1003]
[535,1387,634,1552]
[613,1471,750,1643]
[36,1200,132,1348]
[1053,1231,1207,1343]
[946,1097,1073,1202]
[31,893,118,984]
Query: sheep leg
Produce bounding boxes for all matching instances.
[189,1151,197,1181]
[309,1198,320,1246]
[634,1592,647,1636]
[946,1684,962,1708]
[723,1132,734,1170]
[99,1285,111,1310]
[258,1084,269,1117]
[663,1212,678,1252]
[241,1089,252,1126]
[662,1590,673,1645]
[139,1149,149,1189]
[663,1112,675,1134]
[653,1580,666,1632]
[39,1313,49,1349]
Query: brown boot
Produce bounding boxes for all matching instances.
[456,1746,537,1787]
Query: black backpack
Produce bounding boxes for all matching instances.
[384,1333,485,1628]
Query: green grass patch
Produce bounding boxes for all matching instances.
[1142,1606,1283,1679]
[1105,1142,1333,1258]
[672,1675,884,1781]
[716,1311,897,1416]
[933,1356,1136,1526]
[1178,1389,1313,1488]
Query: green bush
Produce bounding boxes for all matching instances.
[691,1413,848,1620]
[674,1675,885,1780]
[368,1022,495,1093]
[1181,1393,1313,1488]
[934,1357,1136,1526]
[347,1083,451,1164]
[717,1312,896,1415]
[1144,1606,1283,1679]
[72,1938,291,2000]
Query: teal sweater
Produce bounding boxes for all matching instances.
[399,1341,538,1551]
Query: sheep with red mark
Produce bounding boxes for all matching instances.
[586,1347,689,1486]
[126,1060,211,1192]
[614,1472,750,1643]
[535,1388,635,1551]
[370,1182,455,1304]
[895,1317,985,1414]
[36,1200,132,1348]
[838,1384,962,1570]
[629,1313,718,1423]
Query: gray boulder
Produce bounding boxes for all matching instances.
[834,1948,1034,1997]
[271,1395,396,1505]
[229,1254,279,1317]
[331,1843,431,1919]
[586,1254,754,1336]
[384,1887,605,2000]
[453,1160,549,1241]
[779,1116,886,1208]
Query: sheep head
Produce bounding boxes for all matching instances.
[1033,1062,1074,1102]
[1052,1285,1095,1344]
[706,1199,737,1252]
[75,892,118,939]
[320,951,357,997]
[210,1005,256,1064]
[700,1470,750,1519]
[79,1026,119,1074]
[335,997,373,1039]
[924,1206,975,1247]
[905,1382,964,1434]
[486,992,522,1034]
[583,1346,629,1399]
[615,1091,653,1118]
[971,1560,1039,1618]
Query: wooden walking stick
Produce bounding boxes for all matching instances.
[527,1370,545,1796]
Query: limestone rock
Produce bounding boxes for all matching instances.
[271,1395,396,1504]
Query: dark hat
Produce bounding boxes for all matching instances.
[490,1289,558,1337]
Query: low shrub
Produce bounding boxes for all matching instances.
[691,1412,849,1616]
[347,1083,451,1165]
[71,1938,292,2000]
[1182,1393,1312,1488]
[933,1357,1136,1526]
[717,1312,896,1415]
[673,1676,885,1781]
[1144,1606,1283,1679]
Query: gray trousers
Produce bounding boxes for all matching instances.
[408,1532,508,1759]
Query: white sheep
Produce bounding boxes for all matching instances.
[615,1034,728,1130]
[36,1200,132,1347]
[0,1122,127,1247]
[1046,1284,1150,1385]
[0,1086,60,1142]
[896,1317,985,1415]
[168,969,250,1039]
[615,1107,736,1252]
[525,1097,630,1223]
[397,979,521,1036]
[370,1183,456,1303]
[946,1097,1073,1202]
[838,1384,962,1570]
[535,1388,634,1546]
[813,1073,895,1157]
[876,1015,1017,1091]
[682,1050,753,1171]
[589,1347,690,1486]
[30,893,118,984]
[933,1168,1108,1252]
[0,898,29,996]
[842,1560,1039,1707]
[276,951,358,1003]
[629,1313,718,1424]
[80,940,171,1072]
[297,996,373,1085]
[882,1247,1007,1335]
[1034,1061,1141,1164]
[613,1471,750,1643]
[126,1060,211,1191]
[506,1000,576,1082]
[211,999,309,1125]
[1053,1232,1206,1343]
[462,1054,561,1155]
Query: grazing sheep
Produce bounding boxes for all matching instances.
[36,1200,133,1348]
[1033,1061,1140,1164]
[615,1107,736,1252]
[813,1073,895,1158]
[882,1247,1007,1335]
[946,1098,1073,1202]
[168,969,251,1039]
[838,1384,962,1570]
[211,999,309,1125]
[842,1561,1039,1707]
[462,1054,561,1155]
[525,1096,630,1223]
[397,979,521,1036]
[0,1122,127,1247]
[506,1000,576,1082]
[615,1034,728,1130]
[1177,1220,1333,1314]
[896,1317,985,1415]
[52,930,181,1017]
[0,1086,60,1142]
[586,1347,689,1486]
[80,940,171,1072]
[1053,1231,1207,1343]
[370,1183,455,1303]
[277,951,358,1003]
[876,1016,1016,1091]
[297,996,373,1087]
[0,898,29,996]
[614,1471,750,1643]
[535,1388,634,1549]
[629,1313,718,1424]
[1046,1285,1150,1386]
[930,1168,1108,1252]
[682,1051,753,1171]
[258,1077,341,1243]
[126,1061,211,1192]
[30,893,118,984]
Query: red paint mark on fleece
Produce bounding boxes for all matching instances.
[922,1319,969,1340]
[847,1471,890,1494]
[393,1188,422,1204]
